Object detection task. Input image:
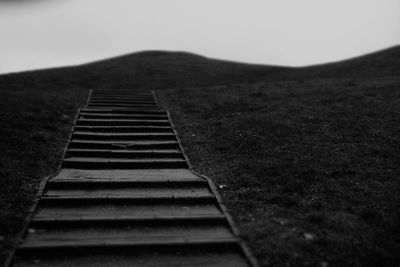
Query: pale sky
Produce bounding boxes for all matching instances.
[0,0,399,74]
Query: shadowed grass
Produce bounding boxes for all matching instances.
[0,46,399,266]
[0,81,88,263]
[158,76,400,266]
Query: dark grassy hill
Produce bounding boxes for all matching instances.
[273,45,400,80]
[1,51,288,92]
[0,45,399,266]
[158,46,400,266]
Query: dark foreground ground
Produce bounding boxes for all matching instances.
[0,47,399,266]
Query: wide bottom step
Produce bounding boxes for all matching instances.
[62,158,188,169]
[14,246,248,267]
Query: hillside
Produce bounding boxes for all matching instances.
[278,45,400,80]
[0,51,288,92]
[0,45,399,266]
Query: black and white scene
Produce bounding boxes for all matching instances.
[0,0,399,266]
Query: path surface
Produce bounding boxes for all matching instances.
[11,89,255,266]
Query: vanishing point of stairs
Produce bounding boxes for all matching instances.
[11,89,256,267]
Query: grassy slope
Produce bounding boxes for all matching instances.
[0,52,284,265]
[158,47,400,266]
[0,46,399,266]
[0,76,88,263]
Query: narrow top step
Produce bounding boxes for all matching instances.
[81,108,166,114]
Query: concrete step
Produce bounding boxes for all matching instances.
[73,125,173,133]
[72,132,176,141]
[89,100,156,104]
[49,168,205,183]
[47,179,206,188]
[88,103,158,107]
[90,97,155,101]
[91,93,153,97]
[44,184,212,198]
[86,106,159,110]
[89,97,155,100]
[84,106,161,111]
[65,148,183,158]
[39,195,216,206]
[92,90,151,94]
[30,214,227,227]
[14,247,248,267]
[19,237,239,252]
[62,157,188,169]
[35,201,222,220]
[79,113,168,119]
[91,93,153,96]
[76,119,170,126]
[22,221,234,247]
[81,108,166,114]
[88,102,158,107]
[68,140,180,150]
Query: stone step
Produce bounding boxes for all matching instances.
[73,125,173,133]
[89,97,155,101]
[92,90,151,94]
[35,201,222,220]
[89,100,156,104]
[91,93,153,97]
[71,132,176,141]
[91,92,153,96]
[65,148,183,158]
[79,113,167,119]
[30,214,227,228]
[62,157,188,169]
[88,103,158,107]
[49,168,205,183]
[76,119,170,126]
[81,108,166,114]
[22,222,234,249]
[14,247,249,267]
[88,102,158,107]
[44,184,212,198]
[40,195,216,206]
[68,140,180,150]
[48,178,206,187]
[84,106,161,111]
[19,237,239,253]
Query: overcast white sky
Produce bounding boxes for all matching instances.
[0,0,399,74]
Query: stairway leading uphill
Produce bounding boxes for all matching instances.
[11,89,256,267]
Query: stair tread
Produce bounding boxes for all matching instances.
[14,250,248,267]
[73,126,172,132]
[53,168,199,179]
[73,132,174,136]
[64,158,185,162]
[81,108,165,113]
[44,187,212,198]
[24,226,233,243]
[31,214,226,223]
[78,119,168,122]
[70,140,178,144]
[80,113,167,117]
[21,237,238,250]
[35,204,222,219]
[67,148,181,153]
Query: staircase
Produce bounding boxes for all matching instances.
[11,89,256,267]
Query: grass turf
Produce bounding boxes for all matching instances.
[0,46,399,266]
[0,79,88,263]
[157,75,400,266]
